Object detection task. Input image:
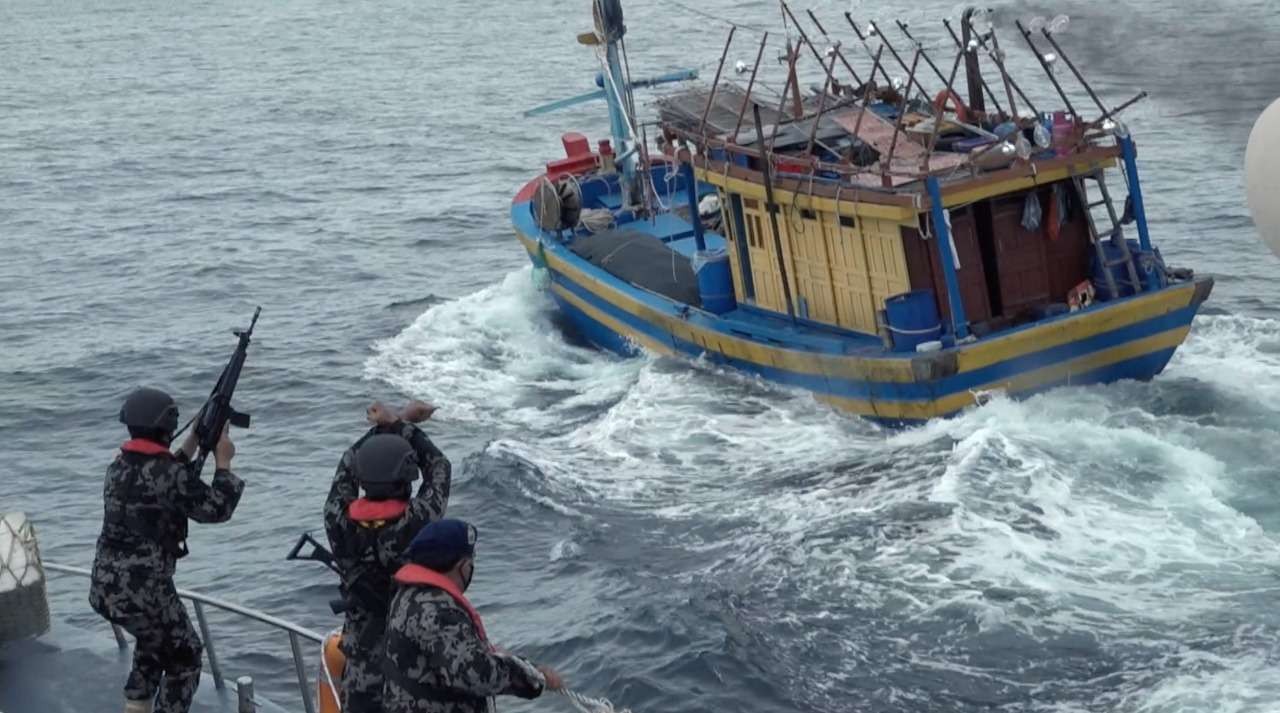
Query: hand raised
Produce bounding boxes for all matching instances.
[366,401,399,426]
[400,400,437,423]
[214,424,235,469]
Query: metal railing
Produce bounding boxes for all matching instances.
[43,562,339,713]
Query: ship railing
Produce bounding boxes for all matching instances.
[42,562,338,713]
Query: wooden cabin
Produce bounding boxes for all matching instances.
[701,154,1114,340]
[660,80,1133,344]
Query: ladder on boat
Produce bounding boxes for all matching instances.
[1073,171,1142,300]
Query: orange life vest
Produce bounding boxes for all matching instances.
[393,564,489,646]
[347,498,409,527]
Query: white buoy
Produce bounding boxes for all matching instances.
[0,512,50,642]
[1244,97,1280,259]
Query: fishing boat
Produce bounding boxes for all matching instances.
[511,1,1213,424]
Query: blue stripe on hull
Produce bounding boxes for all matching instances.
[548,290,643,357]
[547,265,1195,403]
[1024,347,1177,394]
[545,266,1182,419]
[547,274,1182,424]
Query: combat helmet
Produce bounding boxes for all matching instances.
[119,386,180,435]
[354,433,419,500]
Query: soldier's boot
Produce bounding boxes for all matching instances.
[123,697,153,713]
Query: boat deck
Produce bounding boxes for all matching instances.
[566,180,891,354]
[0,621,293,713]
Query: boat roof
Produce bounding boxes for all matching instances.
[653,9,1142,209]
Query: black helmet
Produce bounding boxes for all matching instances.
[355,434,419,499]
[119,387,179,434]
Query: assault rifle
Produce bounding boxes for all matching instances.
[287,532,351,615]
[287,532,340,574]
[191,307,261,475]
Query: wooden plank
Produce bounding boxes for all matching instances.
[990,192,1052,315]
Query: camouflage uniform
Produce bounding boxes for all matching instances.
[89,443,244,713]
[324,421,452,713]
[381,586,545,713]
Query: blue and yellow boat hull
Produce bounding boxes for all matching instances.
[512,189,1212,424]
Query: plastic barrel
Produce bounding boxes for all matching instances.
[883,290,943,352]
[693,249,737,314]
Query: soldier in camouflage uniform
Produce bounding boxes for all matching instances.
[381,519,564,713]
[89,386,245,713]
[324,400,452,713]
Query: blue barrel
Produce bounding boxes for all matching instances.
[694,249,737,314]
[884,290,943,352]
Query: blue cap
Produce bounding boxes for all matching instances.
[407,519,477,571]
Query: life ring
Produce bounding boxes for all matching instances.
[933,90,971,124]
[317,629,345,713]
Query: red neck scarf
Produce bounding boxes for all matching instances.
[121,439,171,456]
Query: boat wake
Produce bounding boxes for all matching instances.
[366,272,1280,712]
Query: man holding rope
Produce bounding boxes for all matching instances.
[381,519,563,712]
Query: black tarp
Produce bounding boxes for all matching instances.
[568,229,702,307]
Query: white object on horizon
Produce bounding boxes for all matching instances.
[1245,97,1280,260]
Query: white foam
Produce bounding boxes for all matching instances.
[365,267,643,431]
[1118,636,1280,713]
[367,270,1280,711]
[1166,313,1280,409]
[549,538,581,562]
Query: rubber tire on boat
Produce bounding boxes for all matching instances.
[531,176,582,233]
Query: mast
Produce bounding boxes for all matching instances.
[959,8,986,115]
[594,0,637,205]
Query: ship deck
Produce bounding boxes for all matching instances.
[0,621,294,713]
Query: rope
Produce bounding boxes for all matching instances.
[534,174,563,234]
[592,47,641,146]
[0,514,41,587]
[656,0,770,35]
[505,650,635,713]
[886,323,941,335]
[619,38,641,141]
[318,626,342,708]
[579,208,616,233]
[647,151,678,213]
[558,688,634,713]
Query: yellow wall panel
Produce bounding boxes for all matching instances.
[740,201,789,314]
[861,217,912,318]
[783,212,839,325]
[829,219,878,333]
[715,193,914,336]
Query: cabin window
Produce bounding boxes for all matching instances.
[728,193,755,299]
[839,215,856,229]
[748,215,764,248]
[743,198,759,211]
[800,208,817,221]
